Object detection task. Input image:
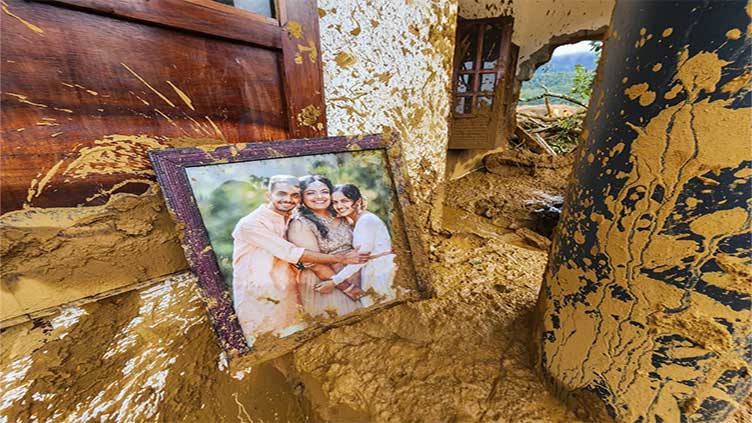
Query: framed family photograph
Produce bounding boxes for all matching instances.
[149,134,428,365]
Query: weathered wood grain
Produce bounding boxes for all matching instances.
[0,0,301,211]
[279,0,328,138]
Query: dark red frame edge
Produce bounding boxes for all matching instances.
[148,133,422,356]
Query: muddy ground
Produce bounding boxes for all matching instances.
[3,147,749,422]
[281,148,584,422]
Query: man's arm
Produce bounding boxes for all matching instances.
[301,248,369,265]
[240,219,369,265]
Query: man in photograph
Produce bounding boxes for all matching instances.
[231,174,369,343]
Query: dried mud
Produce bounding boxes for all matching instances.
[1,154,749,422]
[286,233,581,422]
[0,189,187,324]
[0,274,312,422]
[443,149,572,245]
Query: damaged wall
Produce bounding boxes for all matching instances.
[0,0,459,421]
[446,0,614,179]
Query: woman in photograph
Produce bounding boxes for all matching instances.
[329,184,397,307]
[287,175,364,316]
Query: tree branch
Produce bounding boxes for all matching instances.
[520,83,589,108]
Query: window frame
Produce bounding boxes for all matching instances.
[452,16,512,118]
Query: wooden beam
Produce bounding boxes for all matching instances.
[36,0,283,49]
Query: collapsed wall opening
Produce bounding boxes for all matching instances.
[444,21,607,180]
[515,39,601,155]
[444,27,607,244]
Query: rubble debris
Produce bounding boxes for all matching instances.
[529,197,564,238]
[515,227,552,250]
[484,148,575,176]
[515,125,557,155]
[514,106,586,154]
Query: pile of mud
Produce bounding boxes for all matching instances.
[3,150,748,422]
[443,149,573,250]
[285,232,582,422]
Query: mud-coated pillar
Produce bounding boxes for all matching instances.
[532,1,752,422]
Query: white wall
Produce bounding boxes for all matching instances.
[318,1,459,229]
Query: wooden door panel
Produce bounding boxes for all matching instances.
[0,0,314,212]
[38,0,283,48]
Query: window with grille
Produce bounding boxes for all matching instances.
[453,18,511,116]
[448,16,516,150]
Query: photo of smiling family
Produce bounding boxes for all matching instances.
[184,149,401,346]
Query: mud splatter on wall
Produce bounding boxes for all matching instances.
[317,0,458,230]
[533,1,752,422]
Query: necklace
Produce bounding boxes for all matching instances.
[313,212,336,223]
[320,214,336,224]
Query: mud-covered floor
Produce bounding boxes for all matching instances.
[2,149,749,422]
[282,149,583,422]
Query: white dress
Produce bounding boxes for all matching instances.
[330,212,397,307]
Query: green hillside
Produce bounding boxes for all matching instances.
[519,70,580,106]
[519,46,600,106]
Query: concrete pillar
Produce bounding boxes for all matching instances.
[532,1,752,422]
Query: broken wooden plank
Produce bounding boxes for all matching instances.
[515,125,557,155]
[532,133,557,156]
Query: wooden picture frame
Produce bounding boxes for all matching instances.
[148,134,429,365]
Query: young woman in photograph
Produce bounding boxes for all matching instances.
[328,184,397,307]
[287,175,364,316]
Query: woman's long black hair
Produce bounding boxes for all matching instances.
[297,175,337,239]
[332,184,363,211]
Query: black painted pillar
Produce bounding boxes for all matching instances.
[532,1,751,422]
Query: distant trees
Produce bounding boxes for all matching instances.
[520,41,602,106]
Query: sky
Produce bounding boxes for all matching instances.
[552,40,595,56]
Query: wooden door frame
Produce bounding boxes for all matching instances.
[34,0,327,138]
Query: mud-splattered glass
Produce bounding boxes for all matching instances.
[458,30,478,71]
[481,24,501,69]
[476,96,493,109]
[480,74,496,92]
[456,74,474,93]
[454,96,473,114]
